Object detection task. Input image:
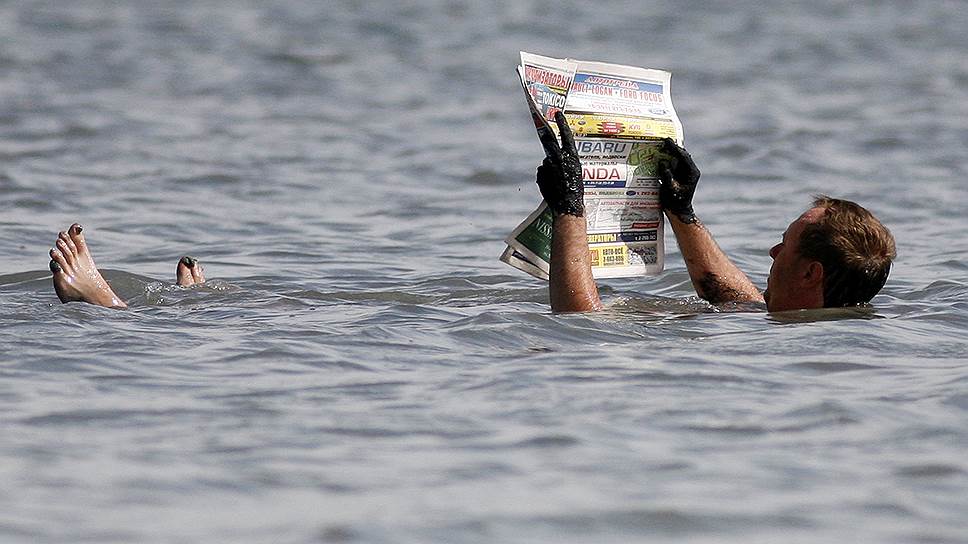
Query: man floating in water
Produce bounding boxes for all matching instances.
[49,223,205,308]
[535,112,896,313]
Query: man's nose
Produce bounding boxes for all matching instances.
[769,244,781,259]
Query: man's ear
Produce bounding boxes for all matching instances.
[803,261,824,287]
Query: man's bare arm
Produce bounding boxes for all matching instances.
[658,139,762,304]
[549,214,603,312]
[534,111,603,312]
[666,213,763,304]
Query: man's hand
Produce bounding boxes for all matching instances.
[657,138,701,224]
[536,111,584,217]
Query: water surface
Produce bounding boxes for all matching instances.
[2,1,967,542]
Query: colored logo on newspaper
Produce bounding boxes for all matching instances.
[598,121,624,135]
[583,165,626,188]
[525,65,571,91]
[576,141,630,155]
[572,74,663,95]
[529,83,566,109]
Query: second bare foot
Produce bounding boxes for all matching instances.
[176,256,206,287]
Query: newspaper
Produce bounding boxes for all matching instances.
[501,52,684,280]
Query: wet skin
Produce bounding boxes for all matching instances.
[49,223,127,308]
[763,207,825,312]
[176,256,205,287]
[49,223,205,308]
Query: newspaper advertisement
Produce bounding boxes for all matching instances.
[501,52,684,280]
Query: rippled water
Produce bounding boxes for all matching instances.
[2,1,967,542]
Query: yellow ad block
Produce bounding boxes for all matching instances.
[589,245,631,268]
[566,114,677,139]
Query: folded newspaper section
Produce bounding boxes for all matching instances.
[501,52,684,280]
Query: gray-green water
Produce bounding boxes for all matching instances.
[2,1,967,542]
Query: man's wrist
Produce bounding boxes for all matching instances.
[665,207,697,224]
[550,202,584,218]
[665,207,699,225]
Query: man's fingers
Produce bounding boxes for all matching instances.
[537,110,577,161]
[660,137,681,156]
[661,137,696,166]
[554,111,577,155]
[537,123,562,162]
[657,162,674,184]
[675,143,695,167]
[536,159,552,181]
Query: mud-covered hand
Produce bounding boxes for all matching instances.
[536,111,584,217]
[657,138,701,224]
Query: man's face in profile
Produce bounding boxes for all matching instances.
[764,207,824,312]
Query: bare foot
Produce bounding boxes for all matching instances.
[176,256,206,287]
[49,223,127,308]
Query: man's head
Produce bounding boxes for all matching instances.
[764,196,896,312]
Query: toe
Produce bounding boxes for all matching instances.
[50,247,72,274]
[68,223,88,252]
[176,256,194,287]
[55,238,76,267]
[176,256,205,286]
[59,231,78,255]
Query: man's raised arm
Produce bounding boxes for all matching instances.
[537,112,603,312]
[658,139,763,305]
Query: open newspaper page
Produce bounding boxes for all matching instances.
[501,52,684,280]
